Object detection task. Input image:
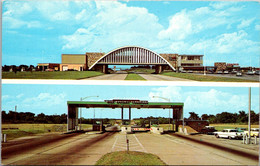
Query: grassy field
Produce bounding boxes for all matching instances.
[2,124,92,141]
[161,72,258,82]
[125,73,146,80]
[2,71,103,79]
[210,123,259,131]
[95,151,166,165]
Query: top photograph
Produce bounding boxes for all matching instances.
[2,1,259,82]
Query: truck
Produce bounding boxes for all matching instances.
[214,129,243,139]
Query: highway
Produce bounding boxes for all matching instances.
[2,132,259,165]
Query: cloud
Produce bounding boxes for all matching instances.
[62,1,163,52]
[148,87,258,117]
[2,95,10,100]
[237,18,255,29]
[22,93,67,107]
[255,24,260,31]
[158,10,192,40]
[16,94,24,99]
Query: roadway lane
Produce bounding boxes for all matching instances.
[84,71,127,80]
[138,73,196,81]
[3,132,258,165]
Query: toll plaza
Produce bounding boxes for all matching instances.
[67,99,184,132]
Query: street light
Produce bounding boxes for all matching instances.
[152,96,171,130]
[80,96,99,130]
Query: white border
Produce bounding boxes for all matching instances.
[2,79,259,87]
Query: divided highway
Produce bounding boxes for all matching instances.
[2,132,259,165]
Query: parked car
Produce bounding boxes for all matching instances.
[231,70,237,74]
[236,71,242,77]
[244,128,259,137]
[235,127,246,132]
[214,129,243,139]
[223,71,229,74]
[187,70,193,73]
[216,70,223,74]
[181,70,187,73]
[246,70,254,75]
[201,126,217,135]
[255,70,260,75]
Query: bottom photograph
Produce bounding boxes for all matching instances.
[1,84,259,165]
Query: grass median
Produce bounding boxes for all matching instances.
[161,72,258,82]
[2,71,104,79]
[210,123,259,131]
[96,151,166,165]
[125,73,146,80]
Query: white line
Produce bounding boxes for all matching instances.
[111,135,118,152]
[133,134,147,152]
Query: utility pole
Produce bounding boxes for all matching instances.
[15,105,17,123]
[248,87,251,143]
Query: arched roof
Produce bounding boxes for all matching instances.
[89,46,176,71]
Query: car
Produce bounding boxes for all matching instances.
[246,71,254,75]
[214,129,243,139]
[223,71,229,74]
[201,126,217,135]
[181,70,187,73]
[255,70,260,75]
[231,70,237,74]
[216,70,223,74]
[187,70,193,73]
[236,71,242,76]
[244,128,259,137]
[235,127,246,132]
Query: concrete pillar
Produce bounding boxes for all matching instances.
[129,107,131,125]
[102,64,108,73]
[121,107,124,120]
[172,108,179,132]
[67,105,79,131]
[155,65,162,74]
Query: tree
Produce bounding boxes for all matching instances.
[188,112,200,120]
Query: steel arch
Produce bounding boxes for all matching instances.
[89,46,176,71]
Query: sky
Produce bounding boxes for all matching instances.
[2,0,260,67]
[2,84,259,119]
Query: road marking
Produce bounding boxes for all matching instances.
[133,134,147,152]
[111,135,118,152]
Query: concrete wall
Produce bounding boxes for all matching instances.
[176,120,209,133]
[121,126,132,133]
[151,127,164,134]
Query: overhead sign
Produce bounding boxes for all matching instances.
[104,99,148,104]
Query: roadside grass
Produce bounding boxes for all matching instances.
[95,151,166,165]
[128,68,155,74]
[125,73,146,80]
[2,71,103,79]
[210,123,259,131]
[161,72,258,82]
[2,124,92,141]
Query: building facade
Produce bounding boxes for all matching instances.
[38,46,204,73]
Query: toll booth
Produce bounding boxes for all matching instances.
[92,119,105,131]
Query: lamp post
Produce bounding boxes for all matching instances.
[204,47,206,76]
[152,96,171,130]
[80,96,99,130]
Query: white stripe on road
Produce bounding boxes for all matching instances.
[133,134,147,152]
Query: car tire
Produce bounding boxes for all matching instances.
[216,134,219,138]
[228,136,232,140]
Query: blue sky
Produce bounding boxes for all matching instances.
[2,1,260,67]
[2,84,259,119]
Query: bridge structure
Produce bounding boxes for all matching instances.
[88,46,176,73]
[67,99,184,132]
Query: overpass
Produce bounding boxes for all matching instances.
[89,46,176,73]
[67,99,184,132]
